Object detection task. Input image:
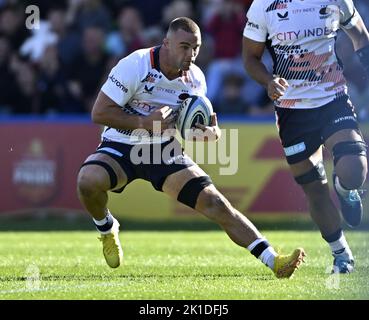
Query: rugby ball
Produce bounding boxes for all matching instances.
[176,95,213,139]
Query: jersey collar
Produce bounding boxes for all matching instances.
[150,45,189,79]
[150,45,161,71]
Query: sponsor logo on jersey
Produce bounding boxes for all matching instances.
[319,6,331,18]
[266,0,292,12]
[109,74,128,93]
[247,21,259,29]
[130,99,156,113]
[141,71,162,83]
[156,87,176,94]
[292,8,315,14]
[276,27,332,41]
[178,93,190,101]
[276,30,301,41]
[144,85,155,94]
[277,11,289,21]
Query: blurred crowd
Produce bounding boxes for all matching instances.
[0,0,368,119]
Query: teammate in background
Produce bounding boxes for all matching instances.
[77,17,305,278]
[243,0,369,273]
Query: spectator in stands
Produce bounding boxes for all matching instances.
[0,0,368,116]
[141,25,165,48]
[68,0,111,32]
[11,58,39,114]
[106,6,144,58]
[120,0,168,27]
[206,0,245,60]
[37,45,83,114]
[215,73,249,114]
[47,6,81,66]
[162,0,194,29]
[203,0,247,105]
[67,25,111,112]
[0,5,30,51]
[0,36,17,114]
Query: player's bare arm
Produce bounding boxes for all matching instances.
[91,91,175,131]
[344,15,369,50]
[242,37,288,101]
[344,15,369,77]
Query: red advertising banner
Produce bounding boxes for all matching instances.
[1,120,368,221]
[0,121,101,214]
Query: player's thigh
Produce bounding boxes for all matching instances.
[324,128,364,151]
[162,164,228,213]
[162,164,209,198]
[288,147,330,197]
[289,146,323,177]
[78,152,128,192]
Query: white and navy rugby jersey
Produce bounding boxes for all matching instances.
[243,0,360,109]
[101,46,207,144]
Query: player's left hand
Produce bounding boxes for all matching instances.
[190,113,221,142]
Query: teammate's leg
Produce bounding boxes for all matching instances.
[289,147,355,273]
[324,129,367,228]
[162,165,305,278]
[77,152,128,268]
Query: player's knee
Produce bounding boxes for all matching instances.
[78,160,119,196]
[336,156,367,189]
[77,167,105,198]
[332,140,367,188]
[332,141,367,167]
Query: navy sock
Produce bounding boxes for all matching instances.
[93,212,114,233]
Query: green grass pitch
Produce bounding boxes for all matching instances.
[0,230,368,299]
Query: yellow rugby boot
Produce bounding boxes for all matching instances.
[273,248,306,279]
[98,218,123,268]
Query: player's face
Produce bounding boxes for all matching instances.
[168,29,201,71]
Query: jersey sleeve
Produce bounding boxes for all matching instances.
[243,0,268,42]
[338,0,360,29]
[199,68,207,96]
[191,64,207,96]
[101,54,140,107]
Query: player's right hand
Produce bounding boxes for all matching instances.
[267,77,289,101]
[144,106,176,131]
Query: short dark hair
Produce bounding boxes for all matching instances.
[168,17,200,34]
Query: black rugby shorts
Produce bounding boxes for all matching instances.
[275,95,361,164]
[95,138,195,192]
